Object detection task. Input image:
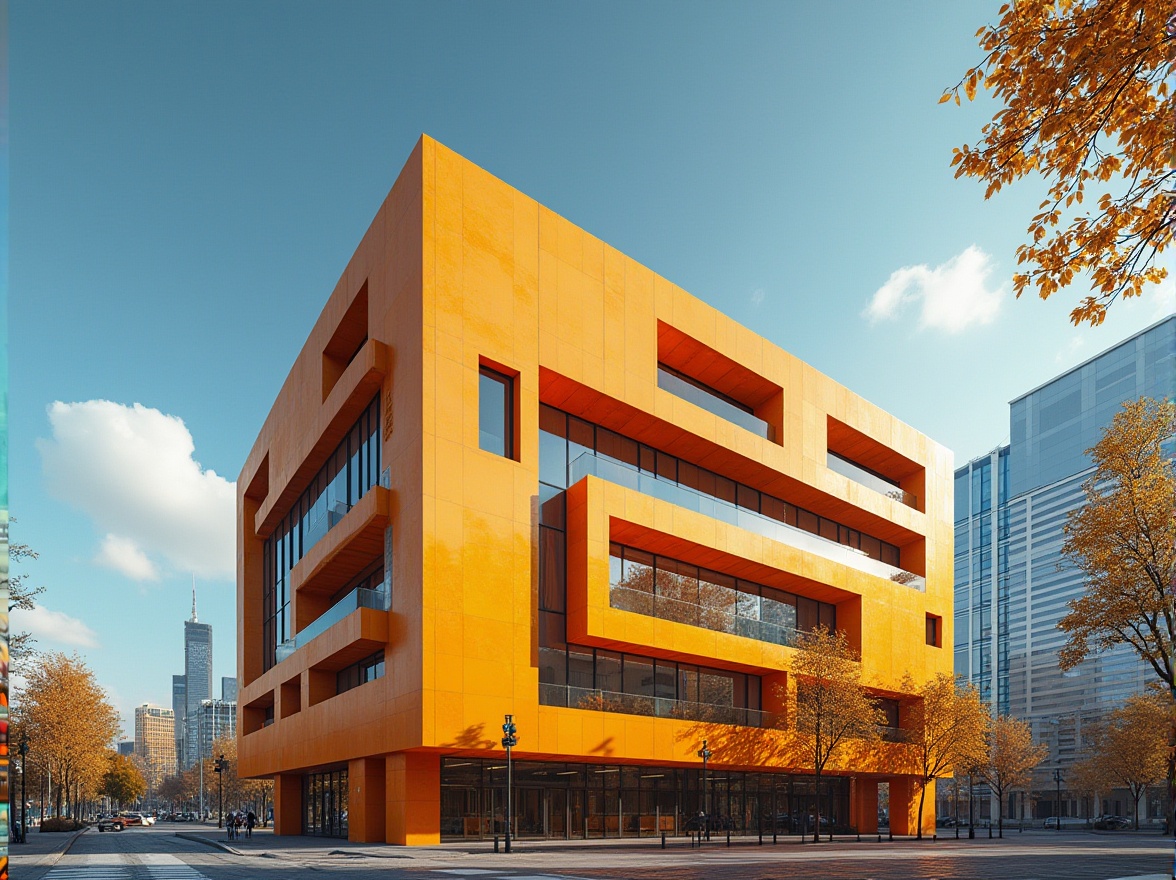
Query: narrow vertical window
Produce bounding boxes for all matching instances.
[479,366,513,458]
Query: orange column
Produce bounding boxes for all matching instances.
[890,777,935,836]
[273,773,302,836]
[349,756,387,843]
[386,751,440,845]
[852,777,879,834]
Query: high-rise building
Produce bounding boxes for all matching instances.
[953,316,1174,820]
[221,677,238,703]
[236,137,954,844]
[172,674,187,769]
[134,704,176,791]
[195,698,237,763]
[117,741,135,757]
[183,588,213,769]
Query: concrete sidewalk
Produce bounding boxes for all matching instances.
[8,826,88,871]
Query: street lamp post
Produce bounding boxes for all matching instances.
[697,739,713,842]
[968,772,975,839]
[1053,768,1063,832]
[214,755,228,829]
[501,715,518,853]
[19,733,29,844]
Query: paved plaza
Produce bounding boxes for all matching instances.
[10,822,1172,880]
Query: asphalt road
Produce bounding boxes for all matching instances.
[15,822,1173,880]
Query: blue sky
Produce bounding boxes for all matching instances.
[9,2,1173,739]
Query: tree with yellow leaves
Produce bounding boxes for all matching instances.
[1093,690,1171,830]
[944,1,1173,326]
[16,653,121,818]
[790,625,884,842]
[100,752,146,809]
[903,673,990,839]
[976,715,1047,837]
[1059,397,1175,834]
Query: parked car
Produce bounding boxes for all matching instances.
[937,816,957,827]
[1093,815,1130,830]
[97,816,127,832]
[117,811,144,826]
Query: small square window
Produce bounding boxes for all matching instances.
[479,366,514,458]
[926,614,942,647]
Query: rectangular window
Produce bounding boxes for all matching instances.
[479,367,514,458]
[926,614,941,647]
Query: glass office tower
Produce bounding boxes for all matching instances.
[954,316,1174,820]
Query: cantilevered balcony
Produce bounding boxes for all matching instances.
[275,587,390,663]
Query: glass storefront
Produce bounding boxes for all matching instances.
[303,768,349,838]
[440,757,850,840]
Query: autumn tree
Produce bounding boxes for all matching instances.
[976,715,1047,837]
[9,530,46,660]
[1069,748,1114,820]
[904,673,990,839]
[101,752,147,808]
[944,1,1173,325]
[789,625,884,842]
[16,653,121,817]
[1093,690,1170,829]
[1058,398,1175,830]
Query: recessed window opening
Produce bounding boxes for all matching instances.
[336,650,385,694]
[657,364,774,440]
[479,366,514,458]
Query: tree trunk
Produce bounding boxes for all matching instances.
[996,787,1003,838]
[916,779,926,839]
[813,768,821,843]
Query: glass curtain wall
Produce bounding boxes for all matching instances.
[440,758,850,840]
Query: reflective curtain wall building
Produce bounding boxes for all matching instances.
[953,316,1175,820]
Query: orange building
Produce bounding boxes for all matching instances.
[236,136,953,845]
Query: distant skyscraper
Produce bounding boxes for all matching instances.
[117,741,135,757]
[172,674,187,769]
[183,583,213,769]
[221,676,237,703]
[195,698,237,763]
[954,316,1174,820]
[134,704,176,791]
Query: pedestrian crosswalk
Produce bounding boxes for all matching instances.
[43,854,212,880]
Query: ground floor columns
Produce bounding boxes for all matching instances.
[889,776,935,837]
[850,777,879,834]
[349,756,387,843]
[387,751,441,845]
[273,773,302,836]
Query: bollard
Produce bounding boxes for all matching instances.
[661,831,666,849]
[955,826,959,839]
[493,836,499,853]
[988,825,992,839]
[726,829,731,847]
[933,833,937,842]
[857,832,861,842]
[773,829,777,845]
[888,829,893,842]
[759,828,763,845]
[877,834,882,843]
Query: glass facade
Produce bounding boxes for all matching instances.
[440,757,850,839]
[303,769,349,837]
[540,404,904,570]
[262,396,382,671]
[954,317,1174,812]
[336,650,385,695]
[607,542,835,648]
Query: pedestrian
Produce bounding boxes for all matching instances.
[226,810,236,840]
[246,810,256,839]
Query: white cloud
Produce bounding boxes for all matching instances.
[863,245,1005,333]
[95,533,160,581]
[36,400,236,581]
[751,288,765,307]
[11,605,100,648]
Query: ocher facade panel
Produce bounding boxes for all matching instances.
[239,135,951,844]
